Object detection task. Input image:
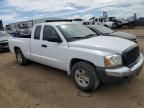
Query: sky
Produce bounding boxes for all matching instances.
[0,0,144,25]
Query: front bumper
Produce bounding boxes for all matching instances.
[97,53,144,84]
[105,53,143,77]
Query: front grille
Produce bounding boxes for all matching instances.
[123,46,140,67]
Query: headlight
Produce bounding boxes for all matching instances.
[104,54,122,67]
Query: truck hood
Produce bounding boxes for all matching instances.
[110,31,136,40]
[68,36,136,54]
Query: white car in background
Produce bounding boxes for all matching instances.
[71,18,90,25]
[89,17,115,28]
[0,31,10,51]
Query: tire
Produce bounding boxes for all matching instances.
[72,61,100,92]
[15,49,29,65]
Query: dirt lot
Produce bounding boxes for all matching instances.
[119,27,144,36]
[0,41,144,107]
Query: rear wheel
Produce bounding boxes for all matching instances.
[72,61,100,92]
[15,49,29,65]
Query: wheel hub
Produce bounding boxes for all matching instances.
[75,69,89,87]
[17,53,22,64]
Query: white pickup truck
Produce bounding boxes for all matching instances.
[8,22,144,92]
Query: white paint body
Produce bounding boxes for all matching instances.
[8,22,138,75]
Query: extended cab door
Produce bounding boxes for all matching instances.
[33,25,68,70]
[30,25,45,63]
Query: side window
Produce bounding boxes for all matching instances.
[43,25,60,41]
[99,18,103,22]
[95,18,98,22]
[34,26,41,40]
[101,18,104,22]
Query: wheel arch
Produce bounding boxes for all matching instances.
[14,46,21,53]
[68,58,96,76]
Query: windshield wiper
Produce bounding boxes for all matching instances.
[105,31,115,35]
[67,34,96,42]
[83,34,97,38]
[67,37,86,41]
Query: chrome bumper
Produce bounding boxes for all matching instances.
[105,53,144,77]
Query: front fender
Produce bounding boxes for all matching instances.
[66,47,113,75]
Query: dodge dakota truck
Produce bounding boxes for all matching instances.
[8,22,144,92]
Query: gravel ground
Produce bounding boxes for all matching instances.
[139,40,144,54]
[0,41,144,108]
[119,27,144,36]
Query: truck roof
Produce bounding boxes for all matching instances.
[35,22,77,26]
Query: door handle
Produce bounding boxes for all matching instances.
[41,44,47,48]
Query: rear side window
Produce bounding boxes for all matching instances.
[34,26,41,40]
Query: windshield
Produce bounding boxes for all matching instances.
[92,25,114,34]
[0,31,10,37]
[57,24,97,42]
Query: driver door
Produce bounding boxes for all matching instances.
[40,25,68,70]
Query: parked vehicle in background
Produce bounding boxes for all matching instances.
[5,18,71,36]
[8,22,144,92]
[71,18,84,24]
[87,25,137,43]
[89,17,115,28]
[0,31,10,51]
[69,18,90,25]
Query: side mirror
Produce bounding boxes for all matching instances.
[48,37,62,43]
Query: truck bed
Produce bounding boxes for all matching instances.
[8,36,31,59]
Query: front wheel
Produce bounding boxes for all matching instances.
[15,49,29,65]
[72,61,100,92]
